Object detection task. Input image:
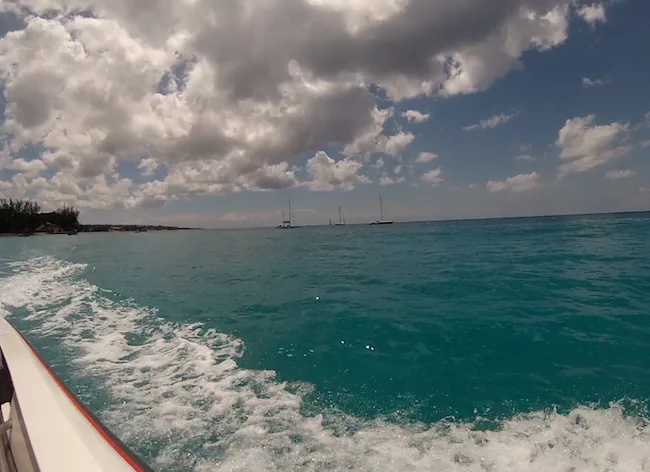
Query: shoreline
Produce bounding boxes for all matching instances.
[0,225,201,238]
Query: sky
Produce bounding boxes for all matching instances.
[0,0,648,228]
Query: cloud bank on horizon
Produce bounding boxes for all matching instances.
[0,0,648,222]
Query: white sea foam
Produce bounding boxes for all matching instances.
[1,256,649,472]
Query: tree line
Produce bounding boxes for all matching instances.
[0,198,80,234]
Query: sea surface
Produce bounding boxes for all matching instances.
[1,214,650,471]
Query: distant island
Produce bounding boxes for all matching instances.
[0,198,192,236]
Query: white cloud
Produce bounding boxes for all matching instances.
[0,0,610,209]
[3,158,47,176]
[556,115,631,177]
[379,175,405,186]
[401,110,430,123]
[421,167,443,186]
[137,158,161,177]
[439,5,573,97]
[79,176,134,210]
[379,163,405,185]
[305,151,368,191]
[577,3,607,26]
[487,172,540,193]
[26,173,134,211]
[383,132,415,157]
[240,163,299,191]
[129,181,171,209]
[640,139,650,148]
[515,154,536,162]
[415,152,438,164]
[343,110,415,158]
[463,111,519,131]
[605,169,635,180]
[468,183,476,189]
[582,77,609,88]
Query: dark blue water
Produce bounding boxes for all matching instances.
[1,214,649,471]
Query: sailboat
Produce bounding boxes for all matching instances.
[370,195,393,225]
[334,206,346,226]
[276,200,301,229]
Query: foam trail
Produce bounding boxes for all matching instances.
[1,257,649,472]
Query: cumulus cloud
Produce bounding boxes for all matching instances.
[577,3,607,26]
[343,108,415,158]
[415,152,438,163]
[421,167,443,186]
[379,175,405,186]
[30,173,134,210]
[556,115,631,177]
[0,0,607,209]
[582,77,609,88]
[382,132,415,157]
[605,169,635,180]
[241,163,299,191]
[3,158,47,176]
[378,163,406,185]
[137,158,161,177]
[401,110,430,123]
[487,172,540,193]
[306,151,368,191]
[463,111,519,131]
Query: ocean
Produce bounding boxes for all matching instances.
[1,213,649,471]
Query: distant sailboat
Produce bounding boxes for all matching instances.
[334,206,346,226]
[370,195,393,225]
[277,200,301,229]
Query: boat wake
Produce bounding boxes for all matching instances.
[1,256,649,472]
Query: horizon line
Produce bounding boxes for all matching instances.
[189,209,650,231]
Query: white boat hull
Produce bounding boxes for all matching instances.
[0,317,153,472]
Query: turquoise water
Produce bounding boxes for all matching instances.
[1,214,650,471]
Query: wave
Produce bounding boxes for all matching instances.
[1,257,649,472]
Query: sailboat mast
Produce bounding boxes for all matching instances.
[338,206,342,224]
[288,200,292,225]
[379,195,384,221]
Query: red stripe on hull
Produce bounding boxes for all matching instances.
[15,332,153,472]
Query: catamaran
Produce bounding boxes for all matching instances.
[276,200,301,229]
[0,317,154,472]
[370,195,393,225]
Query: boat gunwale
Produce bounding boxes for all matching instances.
[1,323,155,472]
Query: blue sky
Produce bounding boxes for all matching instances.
[0,0,648,227]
